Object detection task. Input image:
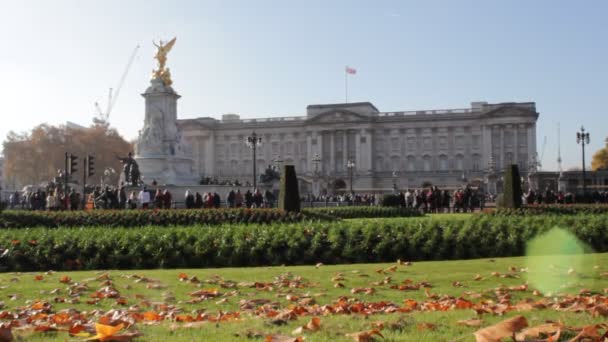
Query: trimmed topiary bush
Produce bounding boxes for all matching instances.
[500,164,523,208]
[381,194,401,207]
[278,165,300,212]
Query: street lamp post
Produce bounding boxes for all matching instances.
[576,126,590,199]
[346,159,355,195]
[246,132,263,190]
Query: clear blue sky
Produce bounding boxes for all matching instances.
[2,0,607,170]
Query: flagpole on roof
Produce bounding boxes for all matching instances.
[345,66,348,103]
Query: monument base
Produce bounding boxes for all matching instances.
[135,154,198,186]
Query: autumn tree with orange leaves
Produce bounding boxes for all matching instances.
[591,137,608,171]
[2,122,132,187]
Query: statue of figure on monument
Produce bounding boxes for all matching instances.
[152,37,176,86]
[117,152,141,186]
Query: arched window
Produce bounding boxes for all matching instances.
[423,155,432,172]
[407,156,416,172]
[231,160,239,175]
[439,155,448,171]
[391,156,399,172]
[472,154,481,171]
[455,154,464,171]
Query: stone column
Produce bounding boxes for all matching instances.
[500,125,505,170]
[317,131,324,173]
[482,125,491,169]
[513,125,519,165]
[206,134,215,176]
[306,132,312,174]
[527,123,536,161]
[365,129,373,173]
[329,131,335,175]
[343,130,348,168]
[355,131,361,171]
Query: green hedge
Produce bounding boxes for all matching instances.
[492,204,608,216]
[1,214,607,271]
[0,209,324,228]
[304,206,422,219]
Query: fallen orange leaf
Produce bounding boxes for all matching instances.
[292,317,321,334]
[345,329,384,342]
[59,275,72,284]
[474,315,528,342]
[85,323,124,341]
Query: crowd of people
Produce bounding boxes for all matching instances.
[304,186,487,212]
[6,183,608,212]
[7,188,81,211]
[523,189,608,205]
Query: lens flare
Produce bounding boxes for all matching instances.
[525,228,593,294]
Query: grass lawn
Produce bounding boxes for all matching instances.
[1,253,607,341]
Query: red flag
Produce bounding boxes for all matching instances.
[345,66,357,74]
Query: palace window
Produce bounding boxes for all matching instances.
[518,131,527,146]
[423,137,432,150]
[455,154,464,171]
[472,135,480,148]
[423,155,432,172]
[407,137,416,150]
[439,137,447,149]
[472,154,481,171]
[391,156,399,172]
[455,136,464,149]
[439,155,448,171]
[391,137,399,152]
[407,156,416,172]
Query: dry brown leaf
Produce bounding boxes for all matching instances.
[265,335,303,342]
[473,315,528,342]
[514,322,561,340]
[0,324,13,342]
[292,317,321,334]
[345,329,384,342]
[566,324,600,342]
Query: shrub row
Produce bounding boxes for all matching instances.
[0,208,326,229]
[492,204,608,216]
[1,214,607,271]
[304,206,423,219]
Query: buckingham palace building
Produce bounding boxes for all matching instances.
[178,101,538,193]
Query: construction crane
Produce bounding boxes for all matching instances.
[94,45,140,124]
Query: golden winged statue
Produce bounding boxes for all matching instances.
[152,37,176,86]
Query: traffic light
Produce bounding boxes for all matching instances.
[69,154,78,175]
[88,155,95,177]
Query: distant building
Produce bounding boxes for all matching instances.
[179,101,539,193]
[535,170,608,193]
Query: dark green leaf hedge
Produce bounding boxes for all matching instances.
[1,214,606,271]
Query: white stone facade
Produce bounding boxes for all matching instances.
[178,101,538,192]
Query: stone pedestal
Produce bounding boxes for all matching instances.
[135,78,197,185]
